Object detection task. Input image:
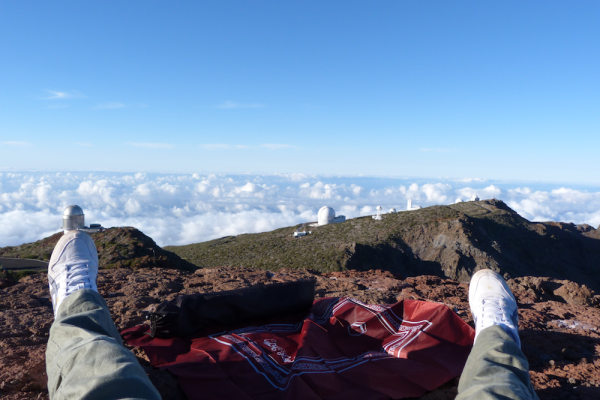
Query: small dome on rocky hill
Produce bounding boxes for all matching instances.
[318,206,336,225]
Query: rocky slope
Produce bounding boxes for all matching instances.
[167,200,600,292]
[1,266,599,400]
[0,227,195,274]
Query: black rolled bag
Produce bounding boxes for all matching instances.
[149,279,316,338]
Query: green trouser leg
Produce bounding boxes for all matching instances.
[46,289,161,400]
[457,325,539,400]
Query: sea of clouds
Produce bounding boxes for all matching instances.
[1,172,600,248]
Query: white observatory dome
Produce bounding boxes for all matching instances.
[63,205,85,231]
[318,206,336,226]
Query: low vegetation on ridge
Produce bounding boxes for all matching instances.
[166,199,600,291]
[0,227,195,273]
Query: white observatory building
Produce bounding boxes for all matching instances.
[372,205,383,220]
[407,199,422,211]
[62,205,85,232]
[61,205,103,233]
[316,206,346,226]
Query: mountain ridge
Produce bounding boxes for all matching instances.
[165,199,600,292]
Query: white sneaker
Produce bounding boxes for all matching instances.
[48,230,99,316]
[469,269,521,348]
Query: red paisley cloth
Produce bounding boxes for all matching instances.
[123,298,474,400]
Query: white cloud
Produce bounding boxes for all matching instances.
[134,183,152,196]
[76,180,118,208]
[481,185,502,198]
[1,141,32,147]
[127,142,175,149]
[43,90,86,100]
[421,183,452,203]
[234,182,258,194]
[94,102,125,109]
[1,172,599,248]
[124,198,141,214]
[215,101,266,109]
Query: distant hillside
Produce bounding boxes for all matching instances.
[0,227,195,272]
[166,200,600,292]
[3,200,600,292]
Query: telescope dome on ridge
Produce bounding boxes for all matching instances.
[63,205,84,216]
[318,206,336,226]
[63,205,85,231]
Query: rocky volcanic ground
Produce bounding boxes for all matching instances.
[1,266,600,400]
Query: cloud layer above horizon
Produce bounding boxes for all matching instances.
[1,172,600,248]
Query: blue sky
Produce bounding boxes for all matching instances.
[1,1,599,183]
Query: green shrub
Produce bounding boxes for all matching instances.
[0,269,39,281]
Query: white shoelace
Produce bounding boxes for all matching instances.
[64,262,94,296]
[475,296,521,347]
[479,297,516,328]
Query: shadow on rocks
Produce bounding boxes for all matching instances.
[520,329,600,399]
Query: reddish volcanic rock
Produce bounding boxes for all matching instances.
[1,267,599,400]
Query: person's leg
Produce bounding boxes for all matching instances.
[456,269,539,400]
[45,231,161,400]
[456,325,539,400]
